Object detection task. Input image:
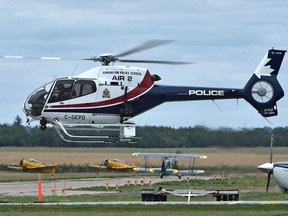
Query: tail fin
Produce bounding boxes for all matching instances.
[243,49,286,117]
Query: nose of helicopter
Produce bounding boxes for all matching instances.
[22,94,33,117]
[22,85,50,118]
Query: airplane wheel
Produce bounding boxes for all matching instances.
[40,118,47,130]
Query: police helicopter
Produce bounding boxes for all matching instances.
[4,40,285,143]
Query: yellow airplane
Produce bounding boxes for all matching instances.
[8,158,56,175]
[89,159,136,172]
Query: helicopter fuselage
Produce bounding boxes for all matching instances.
[23,65,245,126]
[17,47,286,142]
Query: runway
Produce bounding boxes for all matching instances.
[0,175,210,197]
[1,175,286,205]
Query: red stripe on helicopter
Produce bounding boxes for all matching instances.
[48,70,154,109]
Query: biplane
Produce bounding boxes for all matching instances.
[7,158,56,175]
[132,152,207,179]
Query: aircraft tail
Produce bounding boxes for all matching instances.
[242,49,286,117]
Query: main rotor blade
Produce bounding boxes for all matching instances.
[119,59,192,65]
[0,55,77,61]
[116,39,174,57]
[269,134,274,163]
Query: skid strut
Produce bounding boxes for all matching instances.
[53,119,136,143]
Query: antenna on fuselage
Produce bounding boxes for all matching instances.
[212,100,223,112]
[71,64,78,76]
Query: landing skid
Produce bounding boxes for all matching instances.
[52,119,137,144]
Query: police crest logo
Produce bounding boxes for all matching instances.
[102,88,110,98]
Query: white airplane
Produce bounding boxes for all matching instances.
[159,189,240,202]
[258,135,288,193]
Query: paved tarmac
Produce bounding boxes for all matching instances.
[0,175,210,197]
[1,175,287,205]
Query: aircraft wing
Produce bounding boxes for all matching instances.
[178,169,205,174]
[29,165,56,172]
[134,167,179,174]
[89,165,108,169]
[7,165,23,171]
[132,152,207,159]
[160,189,239,199]
[111,167,135,170]
[161,189,211,198]
[8,165,56,173]
[134,168,204,175]
[90,165,135,170]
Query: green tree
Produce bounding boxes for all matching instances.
[12,115,23,127]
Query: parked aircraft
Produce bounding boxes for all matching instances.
[89,159,136,172]
[159,188,240,202]
[132,152,206,179]
[258,135,288,193]
[7,158,56,175]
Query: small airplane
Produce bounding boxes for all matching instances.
[2,40,286,143]
[89,159,136,172]
[7,158,56,175]
[258,134,288,193]
[132,152,207,179]
[158,188,240,202]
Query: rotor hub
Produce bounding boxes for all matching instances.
[257,87,267,97]
[251,80,274,103]
[98,53,118,65]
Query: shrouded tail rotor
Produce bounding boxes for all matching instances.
[242,49,286,117]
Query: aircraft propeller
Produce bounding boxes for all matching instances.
[266,169,273,193]
[257,134,274,193]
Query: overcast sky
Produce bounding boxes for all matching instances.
[1,0,288,129]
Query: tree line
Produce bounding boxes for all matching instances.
[0,115,287,148]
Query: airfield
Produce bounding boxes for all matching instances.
[1,174,288,209]
[0,175,208,197]
[1,147,288,216]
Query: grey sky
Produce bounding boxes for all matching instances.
[1,0,288,129]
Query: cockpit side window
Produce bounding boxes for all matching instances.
[48,80,74,103]
[71,80,96,99]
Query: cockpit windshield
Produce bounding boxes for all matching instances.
[23,78,97,118]
[29,159,43,164]
[23,81,53,117]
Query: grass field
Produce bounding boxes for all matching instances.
[0,147,288,215]
[0,204,288,216]
[1,146,288,167]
